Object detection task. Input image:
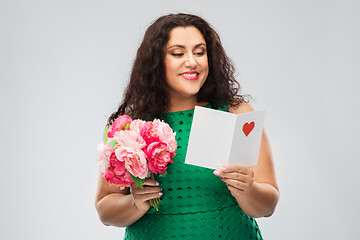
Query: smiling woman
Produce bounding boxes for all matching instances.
[95,13,279,240]
[164,26,209,111]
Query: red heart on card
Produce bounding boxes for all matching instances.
[243,121,255,137]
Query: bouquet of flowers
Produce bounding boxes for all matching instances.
[97,115,177,211]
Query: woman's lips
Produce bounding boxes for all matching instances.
[180,71,199,80]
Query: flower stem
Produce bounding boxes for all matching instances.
[149,198,159,211]
[149,172,161,211]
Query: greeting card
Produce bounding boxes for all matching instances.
[185,106,265,169]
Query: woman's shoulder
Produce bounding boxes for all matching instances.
[228,101,255,115]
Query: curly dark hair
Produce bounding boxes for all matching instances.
[108,13,246,125]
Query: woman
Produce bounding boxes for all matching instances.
[95,13,279,239]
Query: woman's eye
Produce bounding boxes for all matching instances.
[195,52,205,56]
[171,53,183,57]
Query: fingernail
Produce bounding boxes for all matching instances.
[159,188,163,191]
[156,182,159,186]
[220,177,224,179]
[213,170,220,176]
[220,167,226,172]
[159,193,163,196]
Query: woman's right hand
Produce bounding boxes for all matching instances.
[130,178,162,211]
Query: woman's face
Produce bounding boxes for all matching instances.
[164,26,209,101]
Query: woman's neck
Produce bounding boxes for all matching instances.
[167,95,208,113]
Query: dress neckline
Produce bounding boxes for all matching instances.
[165,103,211,114]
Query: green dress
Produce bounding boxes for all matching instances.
[124,104,263,240]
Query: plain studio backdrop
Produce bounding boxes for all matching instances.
[1,0,359,239]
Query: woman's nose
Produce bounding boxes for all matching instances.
[184,54,197,68]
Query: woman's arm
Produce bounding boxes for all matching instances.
[215,102,279,218]
[95,172,161,227]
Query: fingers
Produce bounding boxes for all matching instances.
[227,184,247,197]
[131,186,161,195]
[213,165,254,195]
[133,190,163,202]
[214,166,254,181]
[129,176,162,211]
[131,185,162,201]
[224,178,253,191]
[131,178,161,197]
[219,165,249,174]
[143,178,159,187]
[219,172,250,183]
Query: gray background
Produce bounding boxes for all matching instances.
[1,0,359,239]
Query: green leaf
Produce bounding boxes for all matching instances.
[130,175,145,188]
[108,139,118,148]
[103,125,109,144]
[159,170,167,177]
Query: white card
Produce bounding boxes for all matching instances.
[185,106,265,170]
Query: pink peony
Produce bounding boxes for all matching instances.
[153,119,177,153]
[103,153,134,189]
[114,130,146,150]
[130,119,146,134]
[96,143,114,173]
[103,169,134,190]
[108,115,132,138]
[140,121,160,145]
[144,141,174,174]
[115,146,148,179]
[109,152,125,175]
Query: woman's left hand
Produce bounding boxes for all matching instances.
[214,165,255,198]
